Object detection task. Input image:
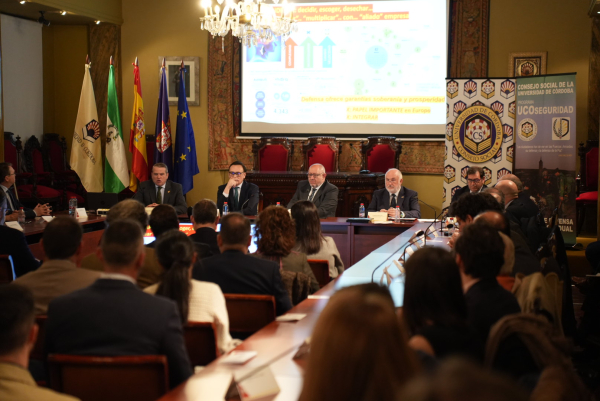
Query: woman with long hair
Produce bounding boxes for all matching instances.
[253,205,320,293]
[299,283,419,401]
[144,229,239,353]
[291,201,344,278]
[403,247,483,361]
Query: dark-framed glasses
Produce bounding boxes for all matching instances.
[229,172,244,176]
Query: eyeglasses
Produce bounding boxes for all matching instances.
[229,172,244,176]
[467,178,482,183]
[307,173,323,178]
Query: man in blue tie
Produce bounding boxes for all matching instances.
[217,161,259,216]
[0,162,51,221]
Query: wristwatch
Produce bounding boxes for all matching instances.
[401,211,405,218]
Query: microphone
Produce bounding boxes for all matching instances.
[423,210,445,246]
[371,229,424,283]
[400,229,425,262]
[418,199,436,220]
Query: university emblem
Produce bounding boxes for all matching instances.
[500,80,515,99]
[453,101,467,117]
[84,120,100,143]
[464,80,477,99]
[508,101,516,119]
[452,106,503,163]
[470,100,485,107]
[444,164,456,184]
[452,145,463,162]
[490,101,503,117]
[481,80,495,99]
[552,117,570,140]
[518,118,537,141]
[506,145,514,163]
[446,80,458,99]
[497,167,511,181]
[503,124,513,143]
[450,186,461,199]
[460,166,470,184]
[492,147,502,164]
[482,166,492,185]
[446,123,454,142]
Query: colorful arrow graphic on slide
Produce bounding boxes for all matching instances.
[320,37,335,68]
[285,38,297,68]
[302,37,316,68]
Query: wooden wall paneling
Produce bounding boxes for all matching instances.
[448,0,490,78]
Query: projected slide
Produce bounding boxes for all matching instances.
[241,0,447,137]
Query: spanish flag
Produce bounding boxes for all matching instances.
[128,57,148,192]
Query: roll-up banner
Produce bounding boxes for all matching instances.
[514,73,577,245]
[443,78,516,212]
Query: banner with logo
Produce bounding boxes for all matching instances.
[514,73,577,245]
[443,78,516,212]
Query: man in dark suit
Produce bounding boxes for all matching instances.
[367,168,420,218]
[189,199,220,255]
[455,223,521,342]
[217,161,259,216]
[495,179,537,223]
[0,190,41,277]
[287,163,338,218]
[193,213,292,316]
[45,219,192,388]
[450,166,488,205]
[499,174,539,218]
[0,162,51,220]
[132,163,187,215]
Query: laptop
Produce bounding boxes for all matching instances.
[87,193,120,212]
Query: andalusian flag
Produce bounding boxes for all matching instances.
[105,57,129,193]
[70,58,103,192]
[128,58,148,192]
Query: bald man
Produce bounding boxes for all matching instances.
[495,180,537,223]
[367,169,421,218]
[499,174,538,217]
[287,164,339,218]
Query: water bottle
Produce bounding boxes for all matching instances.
[359,203,365,218]
[223,202,229,216]
[395,206,401,223]
[69,197,78,218]
[276,202,281,207]
[18,207,25,224]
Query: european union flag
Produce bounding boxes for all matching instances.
[154,62,173,174]
[173,64,199,194]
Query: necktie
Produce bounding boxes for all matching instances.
[390,194,397,208]
[308,188,316,202]
[232,187,239,210]
[156,187,163,204]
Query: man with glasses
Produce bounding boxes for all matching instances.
[132,163,187,215]
[451,166,487,205]
[217,161,259,216]
[287,163,339,218]
[0,162,51,220]
[367,168,420,218]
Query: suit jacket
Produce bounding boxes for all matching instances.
[45,279,192,388]
[81,247,163,289]
[0,362,78,401]
[287,180,339,218]
[506,194,539,222]
[450,184,488,205]
[0,225,41,277]
[367,187,421,218]
[132,180,187,215]
[13,259,101,314]
[252,251,320,294]
[4,186,36,219]
[189,228,220,255]
[509,228,541,276]
[192,250,292,316]
[217,181,259,216]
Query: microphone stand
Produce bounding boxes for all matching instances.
[423,210,445,246]
[418,198,436,221]
[371,229,424,283]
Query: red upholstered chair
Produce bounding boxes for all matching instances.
[183,321,220,367]
[359,136,402,173]
[42,133,85,205]
[21,136,62,208]
[252,137,293,171]
[224,294,275,338]
[576,140,599,235]
[302,136,340,172]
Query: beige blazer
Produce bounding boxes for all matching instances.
[0,362,79,401]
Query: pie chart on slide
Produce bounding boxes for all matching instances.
[366,46,388,69]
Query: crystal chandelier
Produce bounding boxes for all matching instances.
[200,0,298,48]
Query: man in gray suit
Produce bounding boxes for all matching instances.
[132,163,187,215]
[287,163,339,218]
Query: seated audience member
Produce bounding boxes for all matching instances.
[298,284,419,401]
[367,168,421,218]
[81,199,162,289]
[403,247,483,362]
[400,358,528,401]
[585,240,600,275]
[144,230,239,354]
[291,201,344,278]
[496,232,516,291]
[132,163,187,215]
[45,220,192,388]
[148,204,211,259]
[499,174,538,216]
[454,223,521,342]
[254,205,320,293]
[483,187,505,206]
[450,166,487,205]
[189,199,220,255]
[0,190,41,277]
[495,179,537,223]
[287,163,338,218]
[217,161,259,216]
[192,213,292,316]
[447,192,503,249]
[474,210,540,276]
[0,285,78,401]
[0,162,51,221]
[13,217,101,314]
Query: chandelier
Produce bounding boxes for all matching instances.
[200,0,298,48]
